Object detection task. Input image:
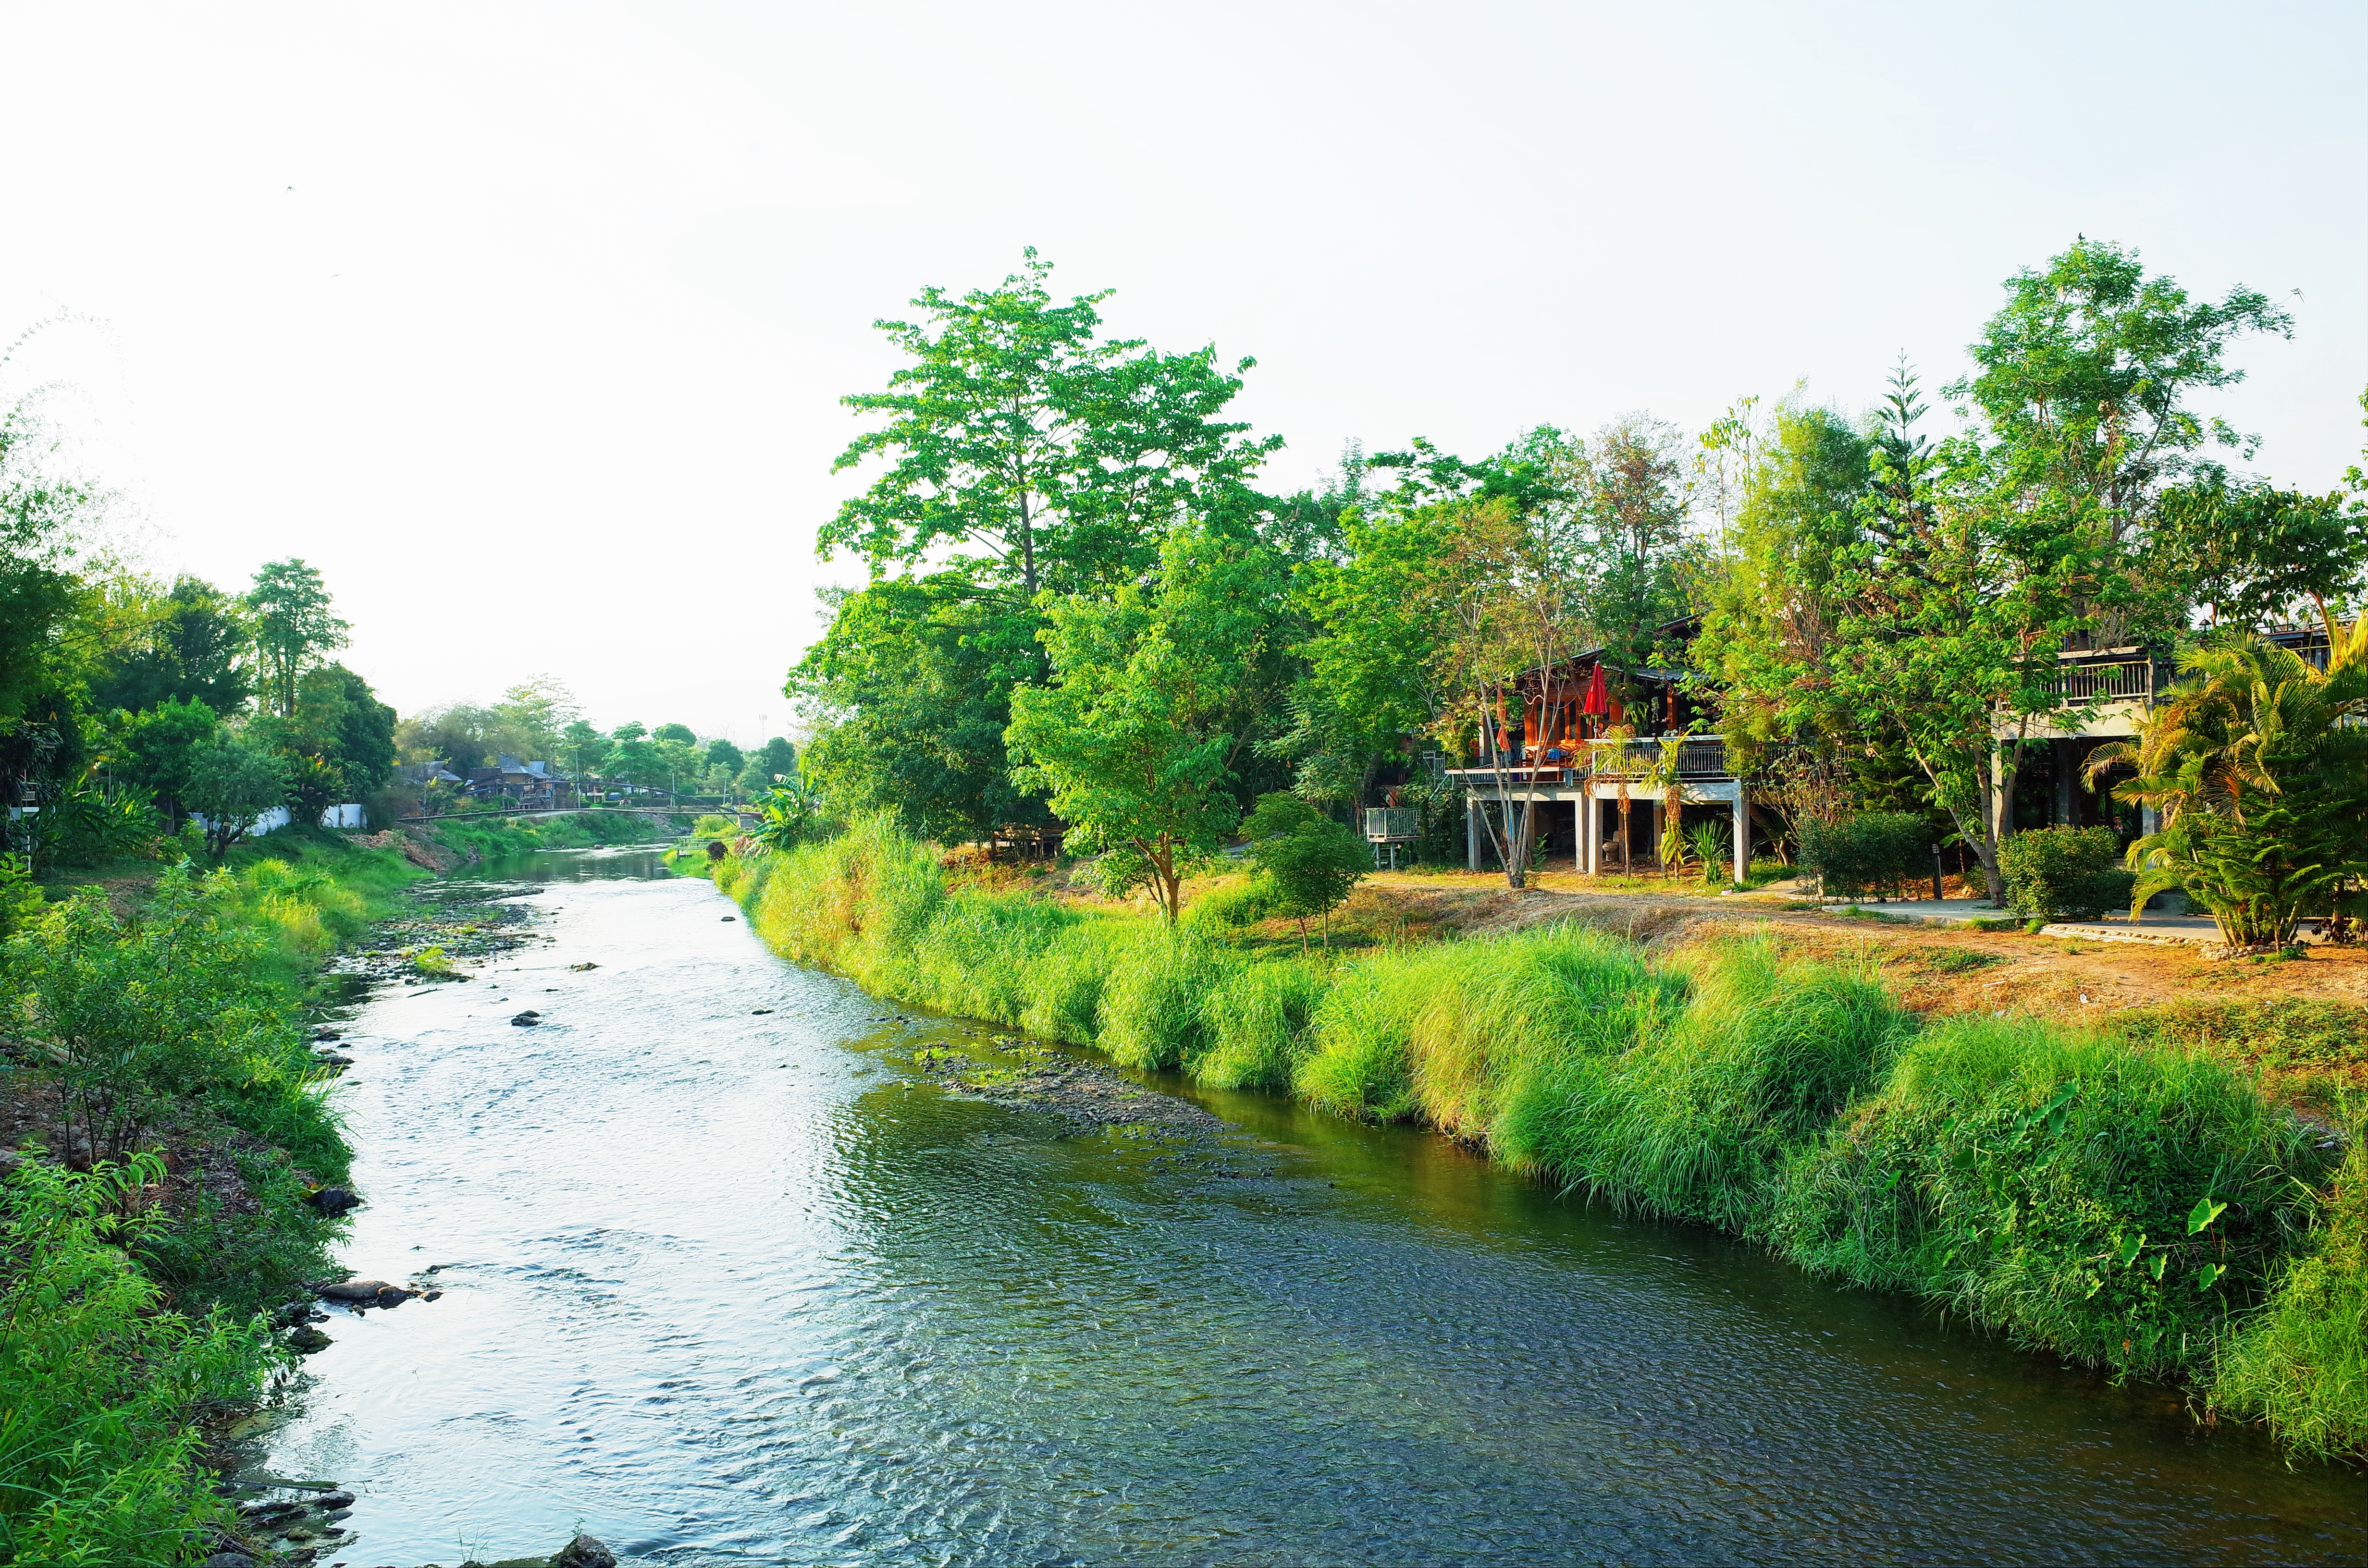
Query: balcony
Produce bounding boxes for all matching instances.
[2047,658,2154,706]
[1583,736,1734,779]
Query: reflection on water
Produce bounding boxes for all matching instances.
[267,847,2366,1566]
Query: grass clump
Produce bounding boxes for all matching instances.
[2212,1138,2368,1457]
[1772,1016,2327,1380]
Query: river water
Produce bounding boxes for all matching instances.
[265,848,2365,1566]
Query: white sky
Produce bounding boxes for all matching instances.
[3,0,2362,744]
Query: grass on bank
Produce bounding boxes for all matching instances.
[416,807,674,861]
[710,816,2366,1460]
[2,829,422,1565]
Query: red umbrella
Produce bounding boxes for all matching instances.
[1581,662,1608,716]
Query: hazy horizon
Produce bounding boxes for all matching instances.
[4,0,2362,744]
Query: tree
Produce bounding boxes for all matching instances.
[251,664,395,804]
[111,698,219,824]
[652,723,697,745]
[1241,792,1369,948]
[183,736,286,859]
[560,719,612,779]
[703,737,745,778]
[737,735,797,796]
[2090,623,2368,950]
[1573,415,1699,691]
[793,572,1060,844]
[1690,243,2294,901]
[86,575,253,716]
[823,250,1281,603]
[2152,475,2366,631]
[747,778,826,851]
[1006,522,1287,924]
[493,676,581,760]
[244,560,349,718]
[1423,499,1590,889]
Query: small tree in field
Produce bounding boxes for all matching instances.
[183,737,286,860]
[1007,522,1285,925]
[1241,793,1369,948]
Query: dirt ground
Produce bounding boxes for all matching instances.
[1349,867,2368,1018]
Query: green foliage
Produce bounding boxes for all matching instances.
[3,870,332,1170]
[1998,825,2134,921]
[85,575,255,718]
[820,249,1279,599]
[2108,996,2367,1078]
[2096,625,2368,949]
[111,698,218,820]
[747,779,825,853]
[1801,811,1929,900]
[183,735,287,859]
[0,854,45,939]
[1242,796,1368,946]
[1007,522,1288,923]
[0,1157,265,1567]
[1773,1016,2324,1379]
[2212,1140,2368,1458]
[243,559,349,719]
[1685,818,1732,889]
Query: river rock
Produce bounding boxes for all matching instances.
[551,1535,618,1568]
[318,1278,393,1300]
[288,1324,333,1353]
[721,914,737,921]
[201,1554,258,1568]
[568,961,599,970]
[307,1186,360,1213]
[512,1010,542,1026]
[313,1050,353,1067]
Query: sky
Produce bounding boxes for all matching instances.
[3,0,2363,745]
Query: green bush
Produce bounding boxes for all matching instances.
[1801,811,1930,901]
[0,1158,265,1566]
[1999,825,2136,921]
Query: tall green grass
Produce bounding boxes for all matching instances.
[711,818,2362,1458]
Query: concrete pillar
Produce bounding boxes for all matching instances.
[1467,799,1481,871]
[2053,740,2075,825]
[1731,788,1749,886]
[1583,791,1600,875]
[1573,797,1585,872]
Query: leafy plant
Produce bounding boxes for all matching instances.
[2090,622,2368,949]
[1801,811,1928,901]
[1998,824,2134,921]
[1685,819,1732,890]
[747,777,826,853]
[1240,793,1369,948]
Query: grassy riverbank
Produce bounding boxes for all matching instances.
[710,818,2367,1461]
[1,831,424,1564]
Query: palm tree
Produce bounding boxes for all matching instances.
[2086,617,2368,950]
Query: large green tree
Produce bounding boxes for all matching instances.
[86,575,252,717]
[822,250,1281,601]
[245,559,349,718]
[801,252,1285,842]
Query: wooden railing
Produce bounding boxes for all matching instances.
[2047,658,2153,705]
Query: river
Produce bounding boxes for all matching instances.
[263,848,2366,1566]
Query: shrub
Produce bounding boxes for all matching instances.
[1801,811,1930,901]
[0,1158,266,1567]
[2000,825,2134,921]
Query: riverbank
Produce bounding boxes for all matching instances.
[0,823,561,1565]
[707,817,2368,1462]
